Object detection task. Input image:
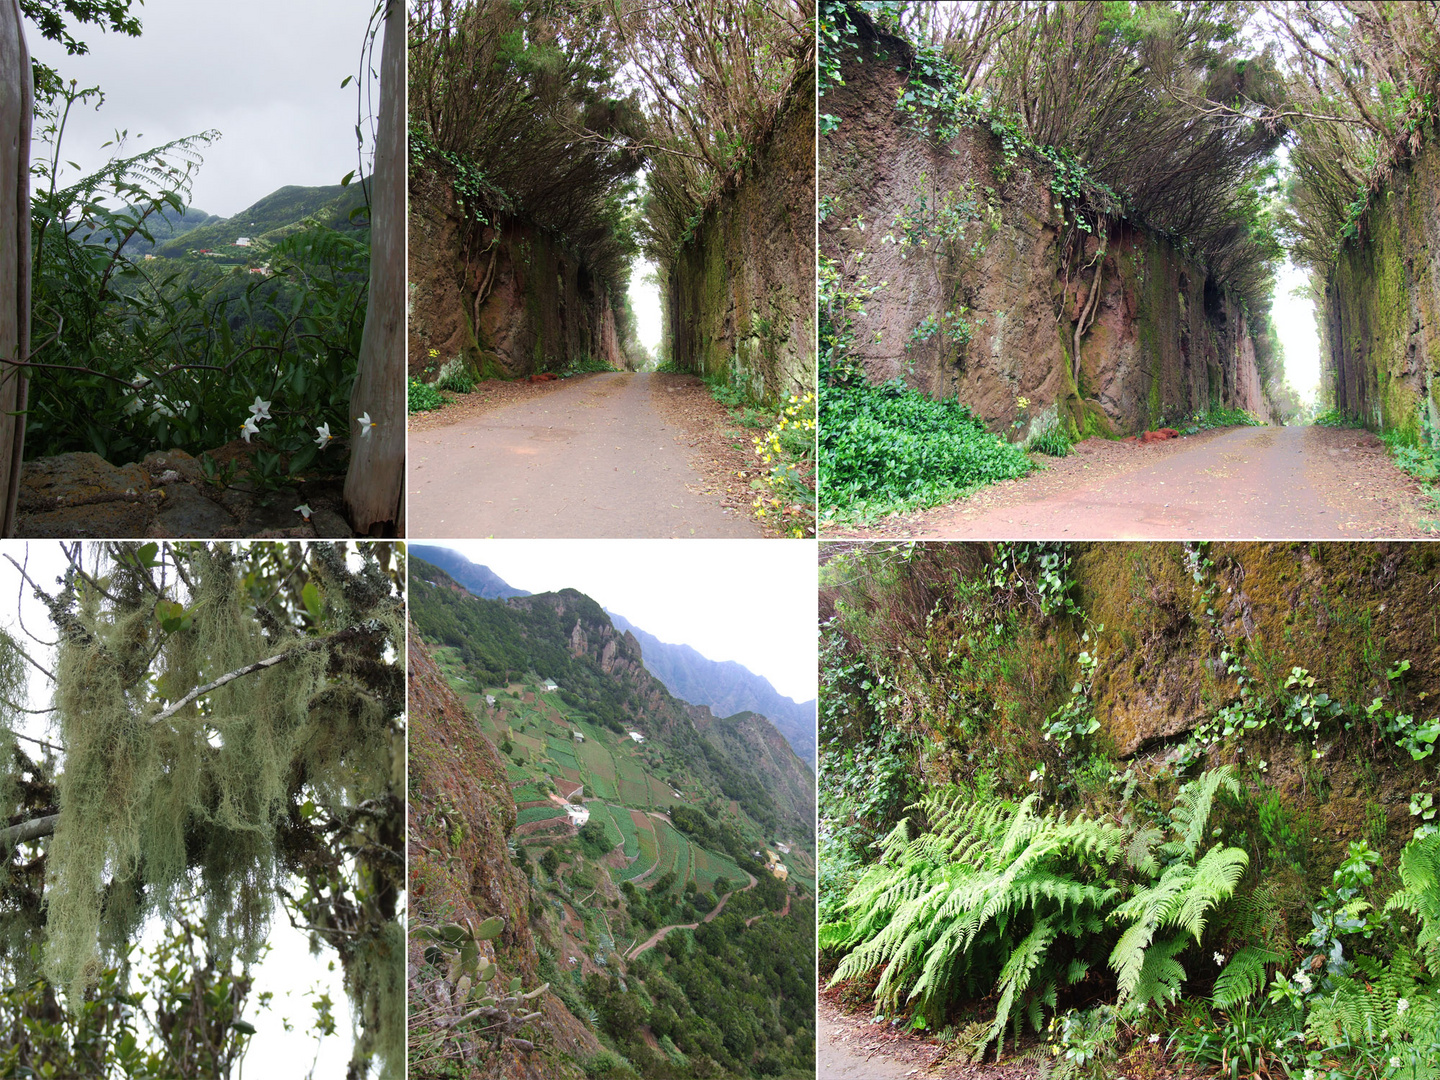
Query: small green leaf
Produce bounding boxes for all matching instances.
[301,581,323,623]
[231,1020,256,1036]
[137,542,159,567]
[340,169,356,187]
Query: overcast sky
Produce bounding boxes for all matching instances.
[1272,259,1321,407]
[27,0,376,219]
[430,540,820,704]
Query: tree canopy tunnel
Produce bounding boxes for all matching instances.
[822,1,1440,437]
[408,0,815,405]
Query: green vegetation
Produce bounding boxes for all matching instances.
[27,83,369,483]
[821,541,1440,1077]
[1176,405,1264,435]
[409,559,815,1079]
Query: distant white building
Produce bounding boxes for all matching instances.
[235,237,252,247]
[573,730,584,742]
[485,695,496,706]
[565,804,590,827]
[628,731,645,743]
[542,680,558,692]
[776,842,791,855]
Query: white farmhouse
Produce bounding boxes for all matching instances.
[628,731,645,743]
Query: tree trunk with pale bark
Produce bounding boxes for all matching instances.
[343,0,405,535]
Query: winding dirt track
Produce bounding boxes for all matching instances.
[831,424,1437,540]
[625,871,760,960]
[408,371,762,538]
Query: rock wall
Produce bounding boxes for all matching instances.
[1321,140,1440,440]
[408,170,627,380]
[664,70,817,404]
[821,20,1272,438]
[822,541,1440,888]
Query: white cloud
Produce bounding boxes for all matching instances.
[28,0,374,217]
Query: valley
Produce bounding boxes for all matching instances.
[408,557,816,1080]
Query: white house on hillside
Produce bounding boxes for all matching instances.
[628,731,645,743]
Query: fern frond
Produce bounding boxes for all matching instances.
[986,916,1056,1058]
[1170,765,1240,858]
[1212,945,1285,1008]
[1386,832,1440,971]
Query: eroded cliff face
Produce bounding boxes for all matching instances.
[1321,141,1440,440]
[821,23,1273,437]
[664,71,817,404]
[408,629,601,1079]
[408,170,627,380]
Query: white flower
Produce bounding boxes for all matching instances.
[1147,1033,1159,1044]
[1029,770,1039,782]
[356,412,374,437]
[1391,1057,1401,1069]
[1213,951,1226,966]
[248,396,272,420]
[1293,970,1313,994]
[241,416,261,443]
[295,504,312,521]
[1397,998,1409,1014]
[314,423,333,448]
[1304,1070,1315,1080]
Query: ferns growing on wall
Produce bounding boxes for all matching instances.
[822,768,1249,1058]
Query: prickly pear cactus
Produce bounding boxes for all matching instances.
[413,916,549,1052]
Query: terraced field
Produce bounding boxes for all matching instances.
[428,659,789,900]
[517,804,567,825]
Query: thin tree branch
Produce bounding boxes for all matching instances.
[0,812,58,848]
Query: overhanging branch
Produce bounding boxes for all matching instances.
[0,812,57,848]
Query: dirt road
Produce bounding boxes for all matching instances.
[819,997,929,1080]
[409,371,763,538]
[832,424,1435,540]
[626,871,760,960]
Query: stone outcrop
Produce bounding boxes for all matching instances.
[664,70,817,404]
[16,448,353,538]
[408,170,627,381]
[821,17,1274,438]
[1321,140,1440,440]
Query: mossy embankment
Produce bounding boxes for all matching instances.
[664,70,817,405]
[1321,140,1440,443]
[822,542,1440,924]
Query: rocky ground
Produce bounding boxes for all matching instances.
[16,442,354,538]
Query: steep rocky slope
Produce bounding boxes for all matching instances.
[407,629,601,1080]
[609,611,817,767]
[408,170,627,381]
[821,13,1274,439]
[1321,141,1440,440]
[665,70,817,404]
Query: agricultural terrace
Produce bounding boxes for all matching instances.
[426,647,751,897]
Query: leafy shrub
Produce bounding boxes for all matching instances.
[1028,423,1072,457]
[566,353,615,374]
[1313,408,1364,429]
[28,91,366,473]
[434,356,475,393]
[408,378,444,413]
[820,376,1032,517]
[1177,406,1263,435]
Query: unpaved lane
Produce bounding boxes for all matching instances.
[890,424,1434,539]
[409,371,762,537]
[819,998,928,1080]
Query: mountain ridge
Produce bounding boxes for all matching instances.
[410,545,814,765]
